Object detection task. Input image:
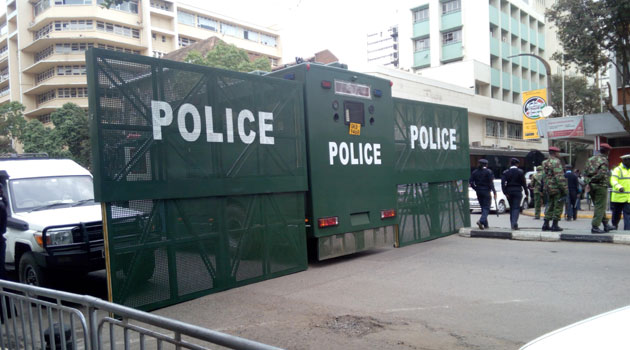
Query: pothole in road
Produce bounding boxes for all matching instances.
[316,315,390,337]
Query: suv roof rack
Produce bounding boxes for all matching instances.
[0,153,50,160]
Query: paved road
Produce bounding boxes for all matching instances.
[471,208,621,231]
[151,223,630,350]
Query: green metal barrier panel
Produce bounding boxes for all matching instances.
[393,98,470,246]
[87,49,307,202]
[87,49,308,310]
[268,64,397,260]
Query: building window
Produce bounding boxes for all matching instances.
[38,114,52,124]
[54,0,92,5]
[414,37,430,51]
[162,35,166,42]
[177,11,195,26]
[198,16,218,31]
[96,21,139,38]
[486,119,505,138]
[96,44,141,54]
[37,90,56,105]
[0,68,8,82]
[413,7,429,22]
[97,0,138,13]
[244,30,259,42]
[54,42,94,54]
[35,67,55,84]
[507,122,523,139]
[178,36,196,48]
[260,33,277,47]
[442,0,461,14]
[0,86,9,97]
[152,33,156,39]
[150,0,170,11]
[34,0,52,16]
[35,45,55,62]
[442,29,462,45]
[57,87,88,98]
[57,65,87,75]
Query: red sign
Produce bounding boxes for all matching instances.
[546,117,585,139]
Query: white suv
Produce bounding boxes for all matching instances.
[0,155,103,286]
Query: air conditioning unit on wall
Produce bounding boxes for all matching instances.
[471,141,481,147]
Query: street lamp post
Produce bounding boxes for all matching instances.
[507,53,552,106]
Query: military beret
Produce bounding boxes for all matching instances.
[600,143,612,150]
[621,154,630,159]
[548,146,560,152]
[479,158,488,164]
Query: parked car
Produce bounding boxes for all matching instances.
[0,154,153,287]
[520,305,630,349]
[469,179,528,214]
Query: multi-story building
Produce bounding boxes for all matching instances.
[366,26,399,68]
[0,0,281,123]
[365,0,558,170]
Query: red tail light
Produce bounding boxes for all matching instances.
[381,209,396,219]
[318,216,339,228]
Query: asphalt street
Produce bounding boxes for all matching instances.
[152,216,630,350]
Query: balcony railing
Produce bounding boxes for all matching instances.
[0,86,10,97]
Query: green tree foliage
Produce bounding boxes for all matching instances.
[51,103,91,168]
[184,42,272,73]
[549,74,602,117]
[0,102,27,153]
[547,0,630,132]
[18,103,90,168]
[20,120,70,159]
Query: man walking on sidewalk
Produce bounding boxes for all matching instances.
[501,158,527,230]
[470,159,497,230]
[584,143,614,234]
[610,154,630,230]
[564,165,579,220]
[542,146,568,232]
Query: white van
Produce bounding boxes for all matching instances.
[0,155,104,286]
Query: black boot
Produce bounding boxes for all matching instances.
[591,226,606,234]
[551,220,563,232]
[542,220,550,231]
[603,221,615,232]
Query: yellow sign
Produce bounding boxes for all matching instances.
[522,88,547,139]
[349,122,361,135]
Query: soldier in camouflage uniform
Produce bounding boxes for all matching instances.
[541,146,568,231]
[584,143,614,233]
[531,166,544,219]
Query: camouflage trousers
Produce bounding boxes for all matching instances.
[544,192,565,221]
[534,192,543,218]
[590,184,609,227]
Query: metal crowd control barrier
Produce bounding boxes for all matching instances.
[0,280,282,350]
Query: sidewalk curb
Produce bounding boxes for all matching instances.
[521,209,612,220]
[459,227,630,245]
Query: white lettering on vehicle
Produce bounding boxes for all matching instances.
[329,142,381,166]
[409,125,457,150]
[151,100,274,145]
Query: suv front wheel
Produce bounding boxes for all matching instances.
[19,252,48,287]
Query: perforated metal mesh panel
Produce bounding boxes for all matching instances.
[87,49,308,311]
[393,97,470,247]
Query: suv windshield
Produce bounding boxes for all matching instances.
[9,176,95,213]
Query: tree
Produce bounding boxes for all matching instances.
[184,42,271,73]
[19,120,70,159]
[548,74,602,117]
[51,103,91,169]
[17,103,91,168]
[0,102,27,153]
[546,0,630,132]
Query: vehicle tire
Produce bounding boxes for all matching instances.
[496,200,507,214]
[19,252,48,287]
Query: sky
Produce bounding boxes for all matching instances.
[178,0,401,68]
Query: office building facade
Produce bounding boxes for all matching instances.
[0,0,281,122]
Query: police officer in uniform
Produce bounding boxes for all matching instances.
[584,143,614,233]
[531,166,543,219]
[609,154,630,230]
[470,159,497,230]
[501,158,527,230]
[541,146,568,232]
